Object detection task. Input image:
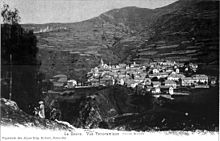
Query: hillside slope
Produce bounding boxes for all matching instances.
[22,6,157,79]
[22,0,219,79]
[133,0,219,66]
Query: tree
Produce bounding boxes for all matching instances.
[1,4,41,114]
[1,4,21,24]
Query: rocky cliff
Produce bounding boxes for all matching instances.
[42,86,218,131]
[1,84,218,131]
[0,98,74,130]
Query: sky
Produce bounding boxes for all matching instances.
[1,0,178,24]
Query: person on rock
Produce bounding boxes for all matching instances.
[38,101,45,119]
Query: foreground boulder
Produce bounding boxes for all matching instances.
[0,98,74,130]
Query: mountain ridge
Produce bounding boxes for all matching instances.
[22,0,219,80]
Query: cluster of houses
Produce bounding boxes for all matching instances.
[86,59,217,95]
[47,59,217,96]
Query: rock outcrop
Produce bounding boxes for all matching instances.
[1,85,219,131]
[43,86,218,131]
[0,98,74,130]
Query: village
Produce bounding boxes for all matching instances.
[48,59,217,98]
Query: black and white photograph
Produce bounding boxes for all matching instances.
[0,0,219,140]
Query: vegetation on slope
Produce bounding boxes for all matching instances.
[22,0,219,81]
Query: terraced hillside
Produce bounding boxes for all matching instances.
[133,0,219,66]
[22,0,219,80]
[22,7,157,79]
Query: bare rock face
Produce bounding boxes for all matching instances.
[0,98,74,130]
[73,96,105,129]
[1,98,19,111]
[44,85,219,131]
[1,84,218,131]
[47,86,152,130]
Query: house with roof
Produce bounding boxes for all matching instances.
[165,68,174,73]
[125,79,138,88]
[194,85,209,88]
[125,65,130,70]
[167,73,185,81]
[145,86,152,92]
[139,73,147,79]
[181,77,194,86]
[111,68,118,73]
[152,81,161,88]
[134,77,144,84]
[178,63,184,67]
[138,82,146,89]
[191,74,208,84]
[149,73,159,79]
[66,80,77,88]
[152,68,159,74]
[161,60,175,66]
[164,80,177,89]
[130,83,139,88]
[101,78,114,86]
[152,87,161,94]
[119,63,127,68]
[144,78,151,85]
[118,74,126,79]
[119,68,127,73]
[88,78,99,86]
[157,72,169,79]
[130,62,139,68]
[169,87,174,95]
[175,68,180,73]
[150,62,157,66]
[118,78,125,85]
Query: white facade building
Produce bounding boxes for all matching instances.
[169,87,174,95]
[153,68,159,74]
[67,80,77,88]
